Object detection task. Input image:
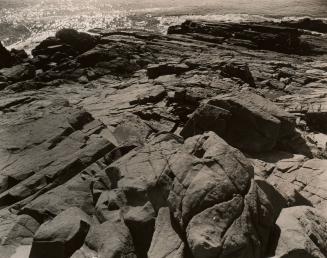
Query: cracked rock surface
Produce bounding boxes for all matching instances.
[0,19,327,258]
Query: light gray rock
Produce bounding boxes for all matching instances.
[29,207,91,258]
[148,207,184,258]
[274,206,327,258]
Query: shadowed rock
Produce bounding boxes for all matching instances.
[168,20,302,53]
[182,91,296,153]
[0,42,15,68]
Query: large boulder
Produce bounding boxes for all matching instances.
[29,207,91,258]
[181,91,295,153]
[55,28,98,54]
[148,207,184,258]
[273,206,327,258]
[106,132,275,258]
[82,220,137,258]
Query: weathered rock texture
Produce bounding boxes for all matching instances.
[274,206,327,258]
[0,19,326,258]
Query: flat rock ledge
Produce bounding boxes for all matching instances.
[0,19,327,258]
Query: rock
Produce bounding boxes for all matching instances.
[55,28,98,53]
[182,91,295,152]
[31,29,97,63]
[268,159,327,211]
[221,61,255,87]
[21,161,108,222]
[0,210,40,258]
[77,43,153,76]
[0,18,326,258]
[273,206,327,258]
[107,132,274,258]
[10,49,28,61]
[95,189,127,223]
[130,85,166,105]
[29,207,91,258]
[281,18,327,33]
[168,20,302,53]
[0,106,115,214]
[31,37,62,56]
[83,220,137,258]
[123,202,156,258]
[147,63,190,79]
[0,41,15,68]
[0,64,35,83]
[148,207,184,258]
[113,114,153,146]
[180,103,231,139]
[255,179,287,220]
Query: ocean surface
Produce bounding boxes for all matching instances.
[0,0,327,49]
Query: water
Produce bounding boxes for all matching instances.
[0,0,327,48]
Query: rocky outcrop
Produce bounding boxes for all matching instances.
[281,18,327,34]
[104,132,274,258]
[168,20,302,53]
[181,91,295,153]
[0,19,326,258]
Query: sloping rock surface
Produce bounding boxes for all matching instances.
[0,19,326,258]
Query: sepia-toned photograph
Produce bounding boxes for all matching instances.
[0,0,327,258]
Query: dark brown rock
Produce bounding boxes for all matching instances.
[147,63,190,79]
[180,103,231,139]
[168,20,302,53]
[281,18,327,33]
[55,28,98,53]
[196,91,295,152]
[0,41,15,68]
[221,61,256,87]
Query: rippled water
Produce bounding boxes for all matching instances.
[0,0,326,48]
